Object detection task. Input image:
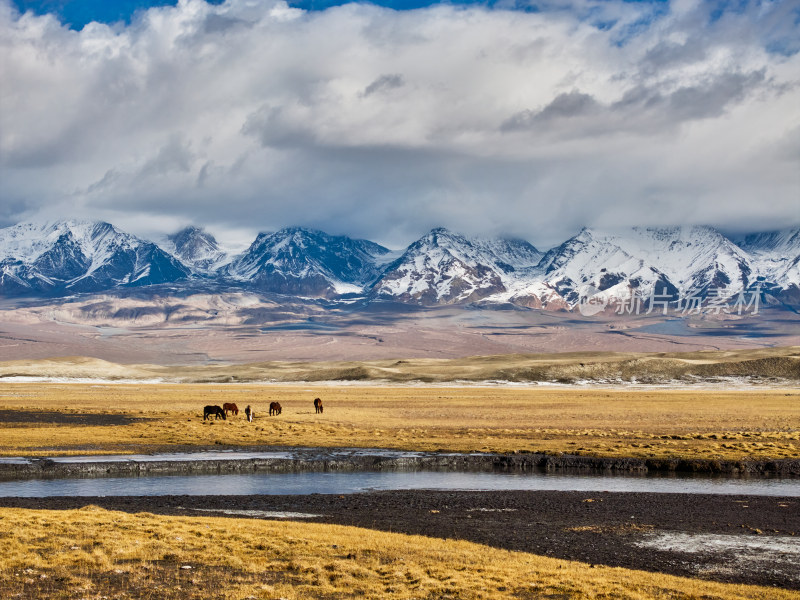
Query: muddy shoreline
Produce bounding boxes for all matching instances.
[2,490,798,590]
[2,449,799,481]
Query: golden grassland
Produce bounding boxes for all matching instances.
[0,383,798,460]
[1,506,795,600]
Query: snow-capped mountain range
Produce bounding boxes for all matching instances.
[1,219,799,310]
[0,220,189,296]
[527,226,755,308]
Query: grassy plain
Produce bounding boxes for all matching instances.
[1,506,795,600]
[0,383,798,460]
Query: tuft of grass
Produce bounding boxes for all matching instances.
[0,506,794,599]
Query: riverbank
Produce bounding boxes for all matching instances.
[2,448,800,481]
[2,490,797,590]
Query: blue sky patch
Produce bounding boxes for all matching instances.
[11,0,224,28]
[13,0,672,29]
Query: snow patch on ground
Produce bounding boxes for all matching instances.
[0,376,167,384]
[635,531,800,583]
[187,508,321,519]
[0,376,795,389]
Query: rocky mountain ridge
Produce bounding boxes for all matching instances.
[1,220,798,310]
[369,228,543,305]
[225,227,392,298]
[0,220,190,297]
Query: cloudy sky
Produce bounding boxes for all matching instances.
[1,0,798,250]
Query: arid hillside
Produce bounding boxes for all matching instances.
[1,346,798,384]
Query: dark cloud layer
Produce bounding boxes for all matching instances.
[0,0,798,249]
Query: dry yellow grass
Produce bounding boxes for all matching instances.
[1,383,798,460]
[0,506,794,600]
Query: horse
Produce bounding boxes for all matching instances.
[222,403,239,416]
[203,405,226,420]
[314,397,323,414]
[244,405,253,422]
[269,402,282,416]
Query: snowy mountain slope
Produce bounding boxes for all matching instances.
[619,226,754,295]
[531,228,676,307]
[470,236,544,274]
[527,226,755,309]
[737,228,800,290]
[369,227,543,305]
[0,220,190,296]
[162,226,230,273]
[738,229,800,254]
[224,227,391,297]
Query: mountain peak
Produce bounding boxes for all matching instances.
[171,224,204,237]
[428,226,452,236]
[428,227,463,242]
[370,229,542,305]
[165,226,228,273]
[278,225,322,234]
[225,227,390,297]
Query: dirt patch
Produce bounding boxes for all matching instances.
[0,410,146,426]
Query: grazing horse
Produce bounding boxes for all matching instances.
[244,405,253,422]
[314,397,323,414]
[222,403,239,416]
[203,405,226,420]
[269,402,282,416]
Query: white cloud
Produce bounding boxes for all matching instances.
[0,0,798,249]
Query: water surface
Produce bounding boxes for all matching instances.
[1,470,797,498]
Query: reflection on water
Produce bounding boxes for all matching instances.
[0,470,797,498]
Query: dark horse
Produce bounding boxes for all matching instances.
[222,403,239,416]
[314,397,323,414]
[203,405,226,420]
[244,405,253,422]
[269,402,282,416]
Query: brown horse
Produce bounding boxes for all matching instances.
[269,402,282,416]
[203,405,226,420]
[314,397,323,414]
[222,403,239,416]
[244,405,253,422]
